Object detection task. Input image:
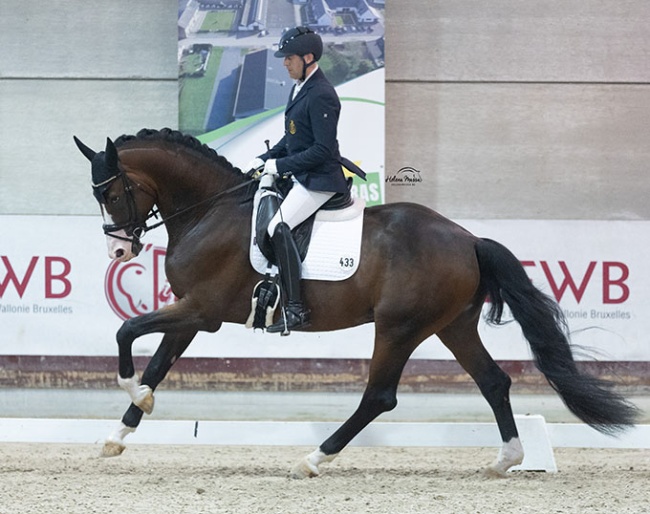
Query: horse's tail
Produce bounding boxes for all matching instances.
[475,238,640,434]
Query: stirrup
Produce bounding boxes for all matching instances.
[266,305,311,335]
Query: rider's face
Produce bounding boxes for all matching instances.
[284,54,310,81]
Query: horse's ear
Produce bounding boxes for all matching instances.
[105,137,119,170]
[73,136,96,162]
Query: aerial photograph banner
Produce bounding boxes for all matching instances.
[177,0,386,205]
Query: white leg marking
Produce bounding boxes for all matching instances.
[101,422,135,457]
[486,437,525,477]
[290,448,339,479]
[117,373,155,414]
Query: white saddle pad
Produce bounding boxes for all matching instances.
[249,195,365,281]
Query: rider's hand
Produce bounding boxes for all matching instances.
[261,159,278,176]
[244,157,265,179]
[245,157,265,174]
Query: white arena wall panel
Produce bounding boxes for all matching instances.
[1,215,648,392]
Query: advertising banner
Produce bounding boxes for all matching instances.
[178,0,386,205]
[1,215,648,362]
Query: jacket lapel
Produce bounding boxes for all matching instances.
[285,68,324,114]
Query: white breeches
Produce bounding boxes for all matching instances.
[267,178,335,236]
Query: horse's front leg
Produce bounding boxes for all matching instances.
[103,299,218,457]
[114,299,212,398]
[102,329,198,457]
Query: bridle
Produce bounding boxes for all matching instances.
[94,163,255,254]
[93,167,158,254]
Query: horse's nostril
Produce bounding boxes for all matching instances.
[115,249,125,258]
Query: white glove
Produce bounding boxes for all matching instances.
[245,157,265,174]
[262,158,278,176]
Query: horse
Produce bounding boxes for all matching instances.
[73,128,639,478]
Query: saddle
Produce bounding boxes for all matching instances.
[254,176,354,265]
[246,175,365,330]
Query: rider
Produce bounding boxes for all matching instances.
[246,27,350,333]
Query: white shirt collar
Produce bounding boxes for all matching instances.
[292,64,319,100]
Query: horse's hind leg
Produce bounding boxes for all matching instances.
[292,328,417,478]
[438,314,523,476]
[102,330,196,457]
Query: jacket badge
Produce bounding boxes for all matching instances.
[289,120,296,135]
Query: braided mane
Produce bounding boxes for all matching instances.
[114,128,241,175]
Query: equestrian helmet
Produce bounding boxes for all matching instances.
[274,27,323,60]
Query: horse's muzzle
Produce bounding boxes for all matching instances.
[106,229,141,262]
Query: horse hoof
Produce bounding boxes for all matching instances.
[290,458,319,479]
[485,437,523,477]
[101,440,126,458]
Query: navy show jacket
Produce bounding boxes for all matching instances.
[259,68,351,194]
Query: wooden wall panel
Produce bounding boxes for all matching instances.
[0,1,178,215]
[386,0,650,83]
[385,1,650,219]
[0,80,178,214]
[385,82,650,219]
[0,0,177,78]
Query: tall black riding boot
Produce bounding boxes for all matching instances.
[266,222,310,333]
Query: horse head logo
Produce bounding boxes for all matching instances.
[104,243,176,320]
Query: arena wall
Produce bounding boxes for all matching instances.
[0,0,178,215]
[3,2,648,217]
[385,1,650,220]
[1,1,648,392]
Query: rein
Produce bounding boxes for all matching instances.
[143,179,255,233]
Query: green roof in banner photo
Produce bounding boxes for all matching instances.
[196,68,385,206]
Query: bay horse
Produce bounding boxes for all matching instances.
[74,128,639,478]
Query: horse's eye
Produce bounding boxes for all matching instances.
[110,195,121,205]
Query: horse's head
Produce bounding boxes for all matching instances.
[74,136,157,262]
